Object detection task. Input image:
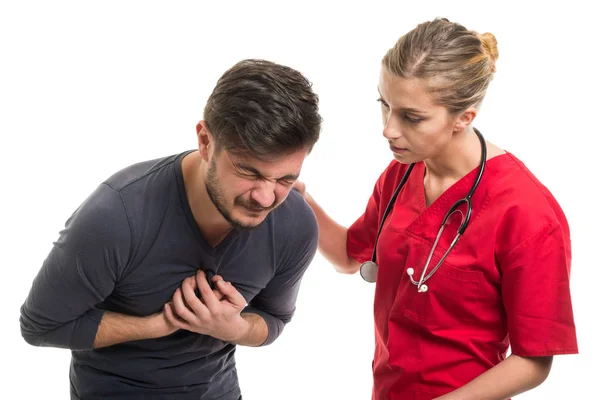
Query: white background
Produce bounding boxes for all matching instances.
[1,1,598,399]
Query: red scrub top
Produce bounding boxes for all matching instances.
[347,152,578,400]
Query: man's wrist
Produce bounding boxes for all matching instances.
[146,312,175,339]
[233,314,252,342]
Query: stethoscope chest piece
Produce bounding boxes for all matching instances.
[360,261,378,283]
[358,128,487,292]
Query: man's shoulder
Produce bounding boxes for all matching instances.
[271,189,318,241]
[276,189,317,221]
[103,150,193,192]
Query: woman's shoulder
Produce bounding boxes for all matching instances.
[488,151,570,251]
[492,152,566,215]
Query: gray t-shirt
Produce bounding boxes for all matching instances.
[20,150,319,399]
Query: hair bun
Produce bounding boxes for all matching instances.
[479,32,499,72]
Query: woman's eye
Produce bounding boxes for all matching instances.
[405,115,423,124]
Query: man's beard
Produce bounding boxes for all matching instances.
[205,159,275,231]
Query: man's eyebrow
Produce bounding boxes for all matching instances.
[235,163,299,181]
[279,173,300,181]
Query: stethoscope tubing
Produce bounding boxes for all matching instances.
[359,128,487,289]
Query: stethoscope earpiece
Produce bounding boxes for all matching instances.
[407,268,428,292]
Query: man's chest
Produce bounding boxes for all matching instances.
[104,236,277,315]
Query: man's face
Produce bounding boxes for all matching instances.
[205,148,308,230]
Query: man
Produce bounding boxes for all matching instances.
[20,59,322,399]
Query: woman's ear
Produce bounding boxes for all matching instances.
[453,107,478,132]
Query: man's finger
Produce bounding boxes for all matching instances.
[184,273,223,303]
[182,277,208,316]
[185,275,198,290]
[212,288,226,301]
[180,276,198,308]
[210,275,226,301]
[196,270,220,310]
[212,278,247,308]
[164,302,189,330]
[172,288,197,322]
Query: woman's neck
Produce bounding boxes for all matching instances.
[423,128,482,182]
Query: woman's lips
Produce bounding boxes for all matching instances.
[390,145,407,154]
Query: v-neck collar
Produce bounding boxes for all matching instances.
[174,150,240,257]
[405,153,511,234]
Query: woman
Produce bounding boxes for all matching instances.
[295,18,578,399]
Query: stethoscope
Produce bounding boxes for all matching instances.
[359,128,487,293]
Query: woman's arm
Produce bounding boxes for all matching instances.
[435,354,553,400]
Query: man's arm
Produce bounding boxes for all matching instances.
[20,183,138,349]
[93,310,179,348]
[434,354,553,400]
[233,313,268,346]
[241,197,319,346]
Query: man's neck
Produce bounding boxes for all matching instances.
[181,151,233,247]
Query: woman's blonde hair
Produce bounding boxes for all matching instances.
[383,18,499,114]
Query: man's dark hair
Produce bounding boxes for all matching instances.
[203,59,322,159]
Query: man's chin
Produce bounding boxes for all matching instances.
[230,211,268,230]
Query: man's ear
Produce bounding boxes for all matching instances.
[453,107,478,133]
[196,120,212,162]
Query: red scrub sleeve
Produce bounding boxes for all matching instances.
[347,179,382,264]
[499,221,578,357]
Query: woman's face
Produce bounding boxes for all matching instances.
[378,66,460,164]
